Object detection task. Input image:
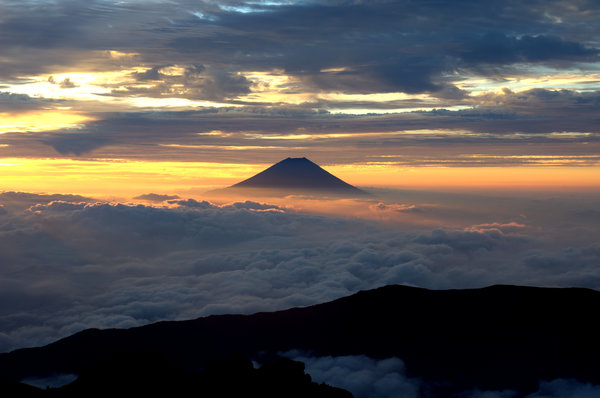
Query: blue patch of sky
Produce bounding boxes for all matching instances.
[189,10,217,21]
[219,0,298,13]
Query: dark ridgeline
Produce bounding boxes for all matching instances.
[217,157,368,196]
[29,353,351,397]
[0,378,45,396]
[2,285,600,396]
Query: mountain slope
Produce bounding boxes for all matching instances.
[2,285,600,395]
[222,157,368,196]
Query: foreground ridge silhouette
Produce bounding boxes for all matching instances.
[2,354,352,397]
[2,284,600,396]
[218,157,368,196]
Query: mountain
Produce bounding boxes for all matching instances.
[2,285,600,396]
[14,354,352,397]
[216,157,368,196]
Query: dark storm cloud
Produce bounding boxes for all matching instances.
[10,86,595,161]
[458,33,599,65]
[168,0,598,94]
[0,1,137,79]
[43,134,113,156]
[476,88,600,112]
[2,0,599,90]
[171,3,456,94]
[0,92,60,113]
[48,76,78,89]
[1,0,599,163]
[133,66,169,82]
[113,65,251,101]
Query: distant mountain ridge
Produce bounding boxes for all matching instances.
[2,284,600,396]
[216,157,368,196]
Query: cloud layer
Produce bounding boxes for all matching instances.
[1,1,599,166]
[1,189,599,353]
[286,351,600,398]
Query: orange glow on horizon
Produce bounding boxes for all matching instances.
[0,158,263,198]
[324,164,600,191]
[0,112,92,133]
[1,158,599,199]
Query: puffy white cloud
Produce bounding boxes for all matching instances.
[284,351,421,398]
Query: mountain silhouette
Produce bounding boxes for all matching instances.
[35,353,352,397]
[2,285,600,396]
[216,157,368,196]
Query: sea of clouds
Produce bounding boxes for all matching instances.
[286,351,600,398]
[1,189,599,357]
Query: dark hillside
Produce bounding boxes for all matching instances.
[2,285,600,396]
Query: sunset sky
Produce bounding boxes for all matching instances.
[1,0,599,195]
[2,4,600,392]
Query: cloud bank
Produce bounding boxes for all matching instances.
[1,189,599,353]
[286,351,600,398]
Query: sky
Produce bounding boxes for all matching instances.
[2,1,600,396]
[1,0,600,194]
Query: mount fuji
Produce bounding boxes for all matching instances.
[217,157,368,197]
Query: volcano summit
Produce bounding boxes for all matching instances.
[217,157,368,197]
